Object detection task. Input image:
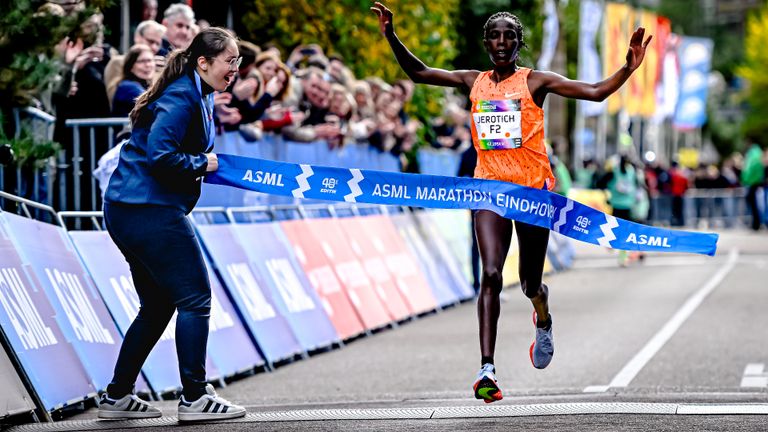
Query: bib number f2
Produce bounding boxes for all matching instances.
[473,99,522,150]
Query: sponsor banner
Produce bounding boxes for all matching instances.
[338,217,412,320]
[0,217,95,410]
[427,210,473,283]
[229,223,339,351]
[626,11,660,116]
[389,213,462,307]
[299,218,393,329]
[195,224,303,363]
[537,0,559,71]
[279,220,366,339]
[0,344,36,417]
[202,253,265,376]
[0,213,123,392]
[350,215,435,316]
[673,36,713,130]
[653,25,678,122]
[578,0,605,116]
[206,155,719,256]
[603,2,635,114]
[67,230,177,393]
[411,212,475,300]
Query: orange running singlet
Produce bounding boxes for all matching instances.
[469,68,555,190]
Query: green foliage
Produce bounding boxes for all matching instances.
[0,0,110,167]
[0,0,110,106]
[738,3,768,145]
[8,133,61,169]
[241,0,460,145]
[0,111,60,169]
[242,1,459,85]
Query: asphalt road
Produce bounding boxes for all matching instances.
[7,230,768,431]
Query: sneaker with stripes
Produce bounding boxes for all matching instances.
[97,393,162,419]
[177,384,246,422]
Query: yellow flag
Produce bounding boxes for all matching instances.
[603,3,635,114]
[626,11,659,116]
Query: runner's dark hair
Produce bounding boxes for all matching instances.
[483,12,527,50]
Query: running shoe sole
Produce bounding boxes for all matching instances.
[473,377,503,403]
[177,410,246,422]
[98,410,162,419]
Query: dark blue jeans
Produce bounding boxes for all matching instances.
[104,203,211,401]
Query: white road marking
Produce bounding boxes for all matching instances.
[584,249,739,392]
[741,363,768,388]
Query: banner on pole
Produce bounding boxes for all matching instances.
[578,0,605,117]
[673,36,713,130]
[603,2,635,114]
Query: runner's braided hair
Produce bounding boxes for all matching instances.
[483,12,527,50]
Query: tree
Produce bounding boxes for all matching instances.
[241,1,458,85]
[738,3,768,146]
[0,0,109,138]
[241,0,460,151]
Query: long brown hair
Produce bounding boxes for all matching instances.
[129,27,236,124]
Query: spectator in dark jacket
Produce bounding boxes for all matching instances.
[110,44,154,117]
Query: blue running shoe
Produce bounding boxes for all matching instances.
[529,311,554,369]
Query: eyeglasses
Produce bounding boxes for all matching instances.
[217,56,242,71]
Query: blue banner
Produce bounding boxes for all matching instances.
[673,36,714,130]
[206,155,718,256]
[203,253,266,376]
[1,214,124,393]
[195,224,303,363]
[230,224,339,351]
[0,216,95,410]
[67,231,174,394]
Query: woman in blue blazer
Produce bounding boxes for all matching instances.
[99,27,246,422]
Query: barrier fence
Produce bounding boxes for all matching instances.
[4,190,577,423]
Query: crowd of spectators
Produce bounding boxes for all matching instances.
[573,145,768,229]
[33,0,480,179]
[22,0,768,227]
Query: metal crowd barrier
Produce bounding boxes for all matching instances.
[64,118,130,212]
[0,108,57,211]
[7,114,472,213]
[649,187,750,229]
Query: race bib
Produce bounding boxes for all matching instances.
[473,100,522,150]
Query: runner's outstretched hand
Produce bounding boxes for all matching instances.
[626,27,653,71]
[371,2,394,35]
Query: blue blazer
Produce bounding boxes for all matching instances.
[105,71,211,214]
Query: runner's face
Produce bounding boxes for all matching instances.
[484,18,520,67]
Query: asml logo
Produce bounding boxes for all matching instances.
[625,233,671,248]
[320,177,338,194]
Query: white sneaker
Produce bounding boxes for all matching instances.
[97,393,162,419]
[177,384,246,422]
